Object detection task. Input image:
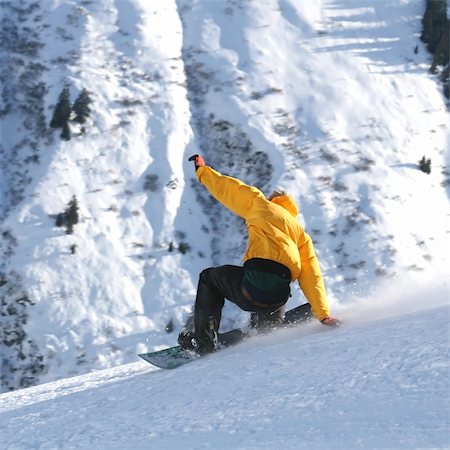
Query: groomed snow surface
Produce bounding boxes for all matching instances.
[1,283,449,449]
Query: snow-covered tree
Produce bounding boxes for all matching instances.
[49,85,71,129]
[72,88,92,124]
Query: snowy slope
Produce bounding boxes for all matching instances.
[0,294,449,449]
[0,0,449,391]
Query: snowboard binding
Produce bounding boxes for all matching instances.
[178,316,219,355]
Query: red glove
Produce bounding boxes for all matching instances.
[321,316,341,327]
[188,154,205,170]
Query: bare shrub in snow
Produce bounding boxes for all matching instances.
[143,174,161,192]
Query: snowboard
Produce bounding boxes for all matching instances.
[139,303,313,370]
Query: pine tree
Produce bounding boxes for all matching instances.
[66,195,79,233]
[419,156,431,175]
[72,88,92,124]
[49,86,71,129]
[55,196,80,234]
[421,0,448,56]
[420,0,449,99]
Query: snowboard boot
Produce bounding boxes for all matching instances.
[195,316,219,355]
[177,330,198,352]
[250,310,284,332]
[178,323,218,355]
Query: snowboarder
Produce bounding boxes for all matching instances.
[179,154,341,354]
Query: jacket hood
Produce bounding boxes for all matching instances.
[270,195,299,217]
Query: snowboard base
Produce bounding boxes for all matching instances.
[139,347,200,370]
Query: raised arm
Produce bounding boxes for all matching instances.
[196,166,263,219]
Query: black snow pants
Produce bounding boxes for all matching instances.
[194,265,287,345]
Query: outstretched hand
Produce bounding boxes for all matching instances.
[321,316,341,327]
[188,154,205,170]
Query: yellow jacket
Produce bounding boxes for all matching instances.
[196,166,330,320]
